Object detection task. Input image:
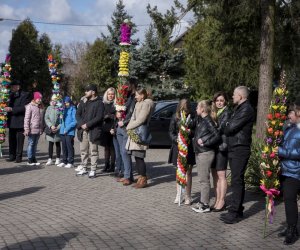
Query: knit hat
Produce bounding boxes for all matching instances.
[85,83,98,93]
[63,96,72,103]
[33,91,42,101]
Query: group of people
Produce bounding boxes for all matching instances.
[3,80,300,245]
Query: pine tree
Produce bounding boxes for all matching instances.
[102,0,136,79]
[84,39,114,93]
[9,19,53,96]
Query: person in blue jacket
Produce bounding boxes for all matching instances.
[277,102,300,245]
[58,96,77,168]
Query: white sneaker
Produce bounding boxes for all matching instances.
[55,158,60,165]
[46,158,53,166]
[65,163,73,168]
[88,170,96,178]
[184,196,193,205]
[174,194,184,204]
[75,165,84,172]
[35,162,41,166]
[57,163,65,167]
[76,169,88,176]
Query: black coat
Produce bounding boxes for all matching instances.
[193,115,220,154]
[76,96,104,144]
[7,90,31,129]
[100,102,116,147]
[168,114,196,166]
[216,107,231,152]
[224,100,254,149]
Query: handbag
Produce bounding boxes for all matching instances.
[134,124,152,145]
[44,126,54,136]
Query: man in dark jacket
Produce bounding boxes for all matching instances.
[75,84,104,178]
[5,80,31,163]
[220,86,255,224]
[116,78,137,185]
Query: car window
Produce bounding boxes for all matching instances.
[158,105,176,119]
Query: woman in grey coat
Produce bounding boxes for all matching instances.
[44,96,61,166]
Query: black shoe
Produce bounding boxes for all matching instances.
[27,159,35,166]
[220,212,239,224]
[6,157,16,162]
[212,204,227,212]
[15,158,22,163]
[283,225,299,245]
[279,227,299,238]
[103,162,110,172]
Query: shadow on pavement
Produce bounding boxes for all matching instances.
[0,165,44,175]
[0,186,45,201]
[5,232,78,249]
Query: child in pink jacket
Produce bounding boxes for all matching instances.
[24,92,44,166]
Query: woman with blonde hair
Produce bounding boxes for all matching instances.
[192,100,220,213]
[126,88,155,188]
[169,99,195,205]
[101,87,116,172]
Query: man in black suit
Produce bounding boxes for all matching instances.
[220,86,255,224]
[4,80,31,163]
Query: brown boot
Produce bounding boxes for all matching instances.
[132,176,142,187]
[135,176,147,188]
[122,178,132,186]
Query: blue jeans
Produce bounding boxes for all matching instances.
[113,136,124,173]
[61,135,74,164]
[27,134,40,159]
[116,127,132,180]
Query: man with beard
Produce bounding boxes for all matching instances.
[75,84,104,178]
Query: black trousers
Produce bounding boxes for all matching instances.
[282,176,300,226]
[61,135,74,164]
[48,141,61,159]
[8,128,25,160]
[228,147,251,213]
[135,157,146,176]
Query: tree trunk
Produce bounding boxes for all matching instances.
[256,0,275,138]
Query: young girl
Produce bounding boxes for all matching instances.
[192,100,220,213]
[24,92,44,166]
[211,92,231,212]
[169,99,195,205]
[59,96,76,168]
[44,95,61,166]
[277,103,300,245]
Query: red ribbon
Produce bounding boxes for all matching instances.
[260,185,280,223]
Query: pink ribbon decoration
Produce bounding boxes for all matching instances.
[260,185,280,223]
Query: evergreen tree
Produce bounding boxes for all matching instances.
[184,0,261,99]
[84,39,114,93]
[102,0,137,79]
[9,19,53,96]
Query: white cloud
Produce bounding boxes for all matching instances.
[47,0,72,22]
[0,0,192,61]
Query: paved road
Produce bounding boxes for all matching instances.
[0,136,299,249]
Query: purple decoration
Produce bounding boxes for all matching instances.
[5,54,11,63]
[120,23,131,44]
[266,138,273,144]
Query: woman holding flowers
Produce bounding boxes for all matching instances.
[277,102,300,245]
[126,88,154,188]
[169,99,195,205]
[211,92,231,212]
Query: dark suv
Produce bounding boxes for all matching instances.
[149,100,197,146]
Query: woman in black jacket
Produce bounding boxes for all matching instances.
[101,87,116,172]
[211,92,231,212]
[192,100,220,214]
[168,99,195,205]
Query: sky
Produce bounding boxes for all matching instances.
[0,0,193,61]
